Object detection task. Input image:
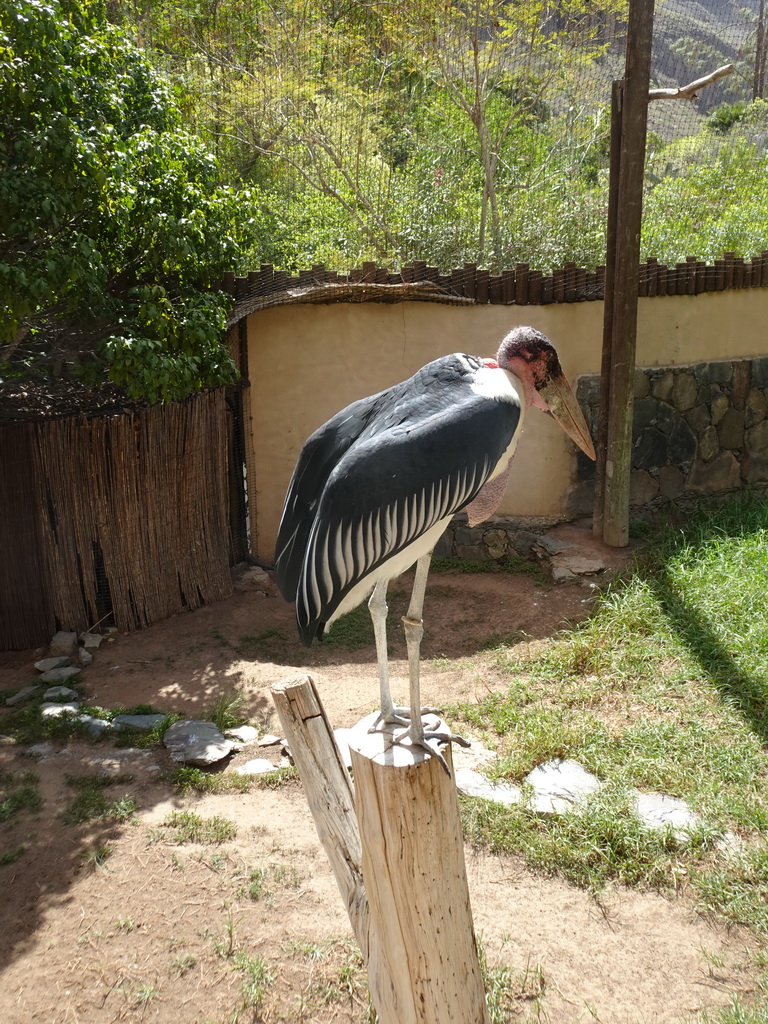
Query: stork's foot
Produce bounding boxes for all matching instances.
[369,709,470,777]
[370,705,442,731]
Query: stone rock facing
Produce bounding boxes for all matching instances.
[573,357,768,515]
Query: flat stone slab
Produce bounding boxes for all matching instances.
[455,768,522,806]
[39,666,81,684]
[49,631,78,657]
[633,791,698,834]
[26,742,55,758]
[113,713,168,731]
[224,725,260,745]
[6,685,41,707]
[34,657,71,673]
[236,758,277,775]
[41,702,80,718]
[76,714,113,737]
[80,632,105,649]
[163,720,234,765]
[525,758,603,814]
[43,685,79,701]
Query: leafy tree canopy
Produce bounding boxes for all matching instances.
[0,0,256,402]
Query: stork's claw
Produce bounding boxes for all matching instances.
[369,708,470,777]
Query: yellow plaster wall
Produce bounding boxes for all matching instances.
[246,289,768,559]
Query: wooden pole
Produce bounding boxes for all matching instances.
[348,717,490,1024]
[592,79,623,540]
[270,675,370,956]
[601,0,655,547]
[272,677,489,1024]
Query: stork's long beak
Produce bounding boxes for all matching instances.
[539,375,596,460]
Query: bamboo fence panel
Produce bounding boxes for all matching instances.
[1,390,232,648]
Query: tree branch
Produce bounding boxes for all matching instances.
[649,64,734,101]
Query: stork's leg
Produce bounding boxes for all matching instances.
[402,553,470,773]
[368,579,396,721]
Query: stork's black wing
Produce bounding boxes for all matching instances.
[291,358,522,643]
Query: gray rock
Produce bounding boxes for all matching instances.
[39,666,81,685]
[455,769,522,806]
[113,713,168,731]
[80,632,104,649]
[511,530,539,556]
[633,792,698,835]
[236,758,277,776]
[746,420,768,455]
[258,734,282,747]
[6,685,41,707]
[26,742,55,758]
[49,631,78,657]
[224,725,260,745]
[632,397,659,434]
[698,424,720,462]
[41,702,79,718]
[535,535,572,556]
[551,565,579,584]
[711,392,730,426]
[525,759,603,814]
[76,714,113,737]
[685,403,710,434]
[43,685,79,701]
[79,648,93,667]
[717,407,745,450]
[658,465,685,499]
[652,370,675,402]
[483,529,509,560]
[693,361,733,385]
[633,368,650,399]
[34,656,71,673]
[163,719,234,765]
[687,451,741,492]
[672,372,698,412]
[731,361,751,409]
[745,387,767,427]
[629,470,659,506]
[745,454,768,483]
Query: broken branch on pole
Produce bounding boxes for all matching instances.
[648,64,734,102]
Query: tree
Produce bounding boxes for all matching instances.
[0,0,256,402]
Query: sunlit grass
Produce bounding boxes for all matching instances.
[454,495,768,932]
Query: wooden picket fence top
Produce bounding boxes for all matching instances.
[222,252,768,325]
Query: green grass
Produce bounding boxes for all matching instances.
[61,774,137,825]
[454,495,768,932]
[153,810,237,844]
[432,553,546,583]
[170,764,298,794]
[0,769,42,821]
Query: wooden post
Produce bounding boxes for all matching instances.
[272,677,489,1024]
[600,0,655,547]
[348,720,490,1024]
[270,675,370,956]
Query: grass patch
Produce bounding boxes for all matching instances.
[153,810,237,844]
[170,764,298,794]
[61,774,137,826]
[432,553,546,583]
[454,495,768,932]
[207,691,245,732]
[0,768,42,821]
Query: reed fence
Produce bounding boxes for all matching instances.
[0,390,232,650]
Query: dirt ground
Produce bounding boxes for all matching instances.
[0,564,760,1024]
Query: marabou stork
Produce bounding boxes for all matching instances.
[275,325,596,769]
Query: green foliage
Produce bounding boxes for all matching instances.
[0,0,257,401]
[154,809,237,844]
[0,769,42,820]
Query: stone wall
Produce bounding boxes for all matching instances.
[571,357,768,516]
[437,356,768,563]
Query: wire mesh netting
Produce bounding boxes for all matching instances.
[114,0,768,279]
